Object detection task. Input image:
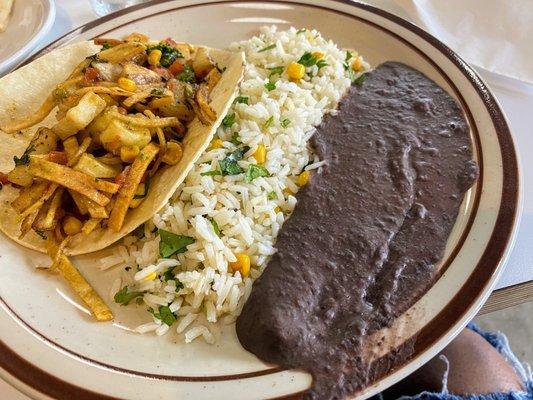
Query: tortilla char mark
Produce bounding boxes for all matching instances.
[236,62,478,399]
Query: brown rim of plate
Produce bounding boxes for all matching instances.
[0,0,519,399]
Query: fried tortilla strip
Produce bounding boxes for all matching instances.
[112,112,182,129]
[70,190,108,219]
[19,207,41,239]
[81,218,101,235]
[108,143,159,231]
[11,181,49,213]
[46,240,113,321]
[28,156,110,206]
[39,187,64,230]
[94,179,119,194]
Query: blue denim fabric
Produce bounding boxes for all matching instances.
[394,323,533,400]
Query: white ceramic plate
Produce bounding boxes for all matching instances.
[0,1,520,399]
[0,0,56,76]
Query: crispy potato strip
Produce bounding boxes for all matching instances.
[11,181,49,213]
[46,240,113,321]
[112,112,183,129]
[28,156,110,206]
[108,143,159,231]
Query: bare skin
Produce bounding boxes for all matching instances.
[381,328,524,399]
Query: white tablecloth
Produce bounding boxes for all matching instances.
[2,0,532,398]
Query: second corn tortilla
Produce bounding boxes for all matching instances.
[0,40,245,255]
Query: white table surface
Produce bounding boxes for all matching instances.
[2,0,532,398]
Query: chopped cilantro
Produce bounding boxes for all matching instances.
[258,43,276,52]
[34,230,47,240]
[230,132,241,146]
[52,87,68,101]
[353,73,366,85]
[175,280,184,291]
[267,191,277,200]
[267,66,284,76]
[234,96,249,105]
[101,43,111,50]
[159,230,195,258]
[208,217,221,237]
[297,52,317,67]
[148,43,183,67]
[133,179,150,199]
[263,116,274,129]
[264,82,276,91]
[280,118,291,128]
[218,146,249,176]
[296,28,307,34]
[317,59,328,69]
[245,164,270,183]
[114,286,143,306]
[200,170,222,176]
[148,305,176,326]
[177,65,196,83]
[13,144,35,166]
[135,297,143,305]
[150,87,166,97]
[163,267,175,281]
[344,51,353,65]
[222,113,236,127]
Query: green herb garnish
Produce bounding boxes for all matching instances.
[296,28,306,34]
[218,146,249,176]
[280,118,291,128]
[234,96,249,105]
[148,306,177,326]
[148,43,183,67]
[263,116,274,129]
[132,224,145,239]
[101,43,111,50]
[177,65,196,83]
[114,286,143,306]
[259,43,276,52]
[264,82,276,91]
[175,280,184,291]
[200,170,222,176]
[159,230,195,258]
[353,73,366,85]
[13,144,35,166]
[267,66,284,76]
[222,113,236,127]
[267,191,277,200]
[245,164,270,183]
[208,217,221,237]
[230,132,241,146]
[297,52,318,67]
[150,87,166,97]
[317,59,328,70]
[163,267,175,282]
[133,179,150,199]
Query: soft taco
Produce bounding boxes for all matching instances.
[0,34,245,256]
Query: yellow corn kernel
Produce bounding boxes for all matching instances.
[118,77,137,92]
[148,49,162,66]
[162,141,183,165]
[253,144,266,164]
[143,272,157,282]
[297,170,310,186]
[283,187,294,196]
[351,56,363,72]
[312,51,325,60]
[120,145,140,163]
[63,216,83,236]
[230,253,250,277]
[274,206,281,213]
[150,96,174,108]
[210,138,223,149]
[287,61,305,81]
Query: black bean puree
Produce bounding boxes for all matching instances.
[236,62,478,399]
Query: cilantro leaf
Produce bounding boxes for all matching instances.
[177,65,196,83]
[148,43,183,67]
[133,179,150,199]
[200,170,222,176]
[114,286,143,306]
[218,146,249,176]
[353,73,366,85]
[267,191,277,200]
[264,82,276,91]
[245,164,270,183]
[267,66,284,76]
[259,43,276,52]
[234,96,249,105]
[263,116,274,129]
[13,144,35,166]
[159,306,177,326]
[175,280,184,291]
[317,59,328,69]
[296,28,306,34]
[34,230,47,240]
[159,230,195,258]
[101,43,111,50]
[163,267,175,281]
[230,132,241,146]
[297,52,317,67]
[208,217,221,237]
[280,118,291,128]
[222,113,235,127]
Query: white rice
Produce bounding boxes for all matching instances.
[109,26,368,343]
